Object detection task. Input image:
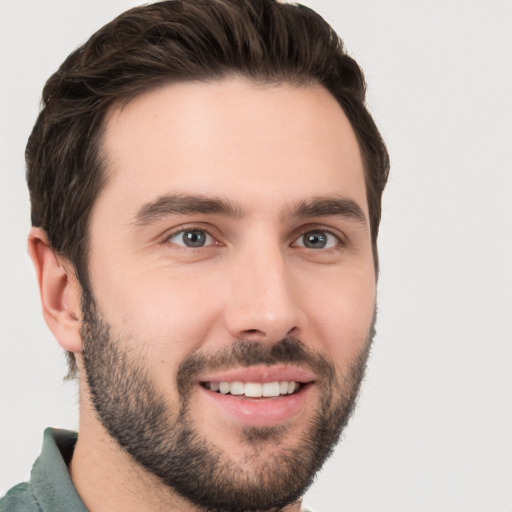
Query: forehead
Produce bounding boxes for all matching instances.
[97,77,367,220]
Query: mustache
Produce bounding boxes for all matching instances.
[176,336,337,396]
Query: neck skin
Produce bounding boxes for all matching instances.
[69,371,302,512]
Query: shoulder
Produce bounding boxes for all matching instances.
[1,428,83,512]
[0,482,42,512]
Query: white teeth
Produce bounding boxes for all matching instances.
[245,382,263,397]
[230,381,244,395]
[206,380,300,397]
[262,382,280,397]
[219,382,230,394]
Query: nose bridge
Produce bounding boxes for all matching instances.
[224,235,304,342]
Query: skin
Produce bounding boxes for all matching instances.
[29,77,376,511]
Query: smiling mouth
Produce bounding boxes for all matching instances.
[201,380,304,398]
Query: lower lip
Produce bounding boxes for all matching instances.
[198,384,312,427]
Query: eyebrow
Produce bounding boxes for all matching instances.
[133,194,244,225]
[132,193,367,227]
[291,197,367,225]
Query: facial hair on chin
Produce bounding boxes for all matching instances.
[80,290,375,512]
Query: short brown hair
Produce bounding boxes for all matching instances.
[26,0,389,375]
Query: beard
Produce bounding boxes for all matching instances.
[80,290,374,512]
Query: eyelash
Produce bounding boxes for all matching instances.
[162,225,345,250]
[164,227,218,248]
[292,227,343,249]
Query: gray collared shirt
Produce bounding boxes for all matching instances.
[1,428,87,511]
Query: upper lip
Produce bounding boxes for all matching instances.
[197,365,317,384]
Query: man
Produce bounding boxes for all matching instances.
[1,0,388,510]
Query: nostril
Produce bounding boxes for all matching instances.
[287,326,299,337]
[237,326,301,345]
[239,328,267,341]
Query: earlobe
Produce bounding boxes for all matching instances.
[27,227,83,353]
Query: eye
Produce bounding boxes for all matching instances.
[293,230,339,249]
[167,229,215,248]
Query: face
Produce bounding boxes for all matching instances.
[81,78,376,510]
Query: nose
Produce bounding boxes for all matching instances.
[223,242,306,343]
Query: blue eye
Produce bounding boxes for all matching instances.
[294,230,338,249]
[168,229,214,248]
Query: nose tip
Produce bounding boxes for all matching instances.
[226,305,303,344]
[223,253,305,343]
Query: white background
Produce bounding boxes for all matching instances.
[1,1,511,511]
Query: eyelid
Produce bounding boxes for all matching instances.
[159,222,345,249]
[162,225,220,247]
[293,232,337,249]
[291,225,346,249]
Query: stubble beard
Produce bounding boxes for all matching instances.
[80,291,374,512]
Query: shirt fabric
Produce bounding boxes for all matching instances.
[0,428,87,512]
[1,428,315,511]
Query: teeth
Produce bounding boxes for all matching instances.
[219,382,230,394]
[262,382,280,397]
[205,380,301,397]
[230,381,244,395]
[245,382,262,397]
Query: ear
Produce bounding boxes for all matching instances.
[28,227,83,353]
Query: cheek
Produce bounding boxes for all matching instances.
[89,264,221,364]
[302,267,376,366]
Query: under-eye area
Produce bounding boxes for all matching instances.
[201,381,304,398]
